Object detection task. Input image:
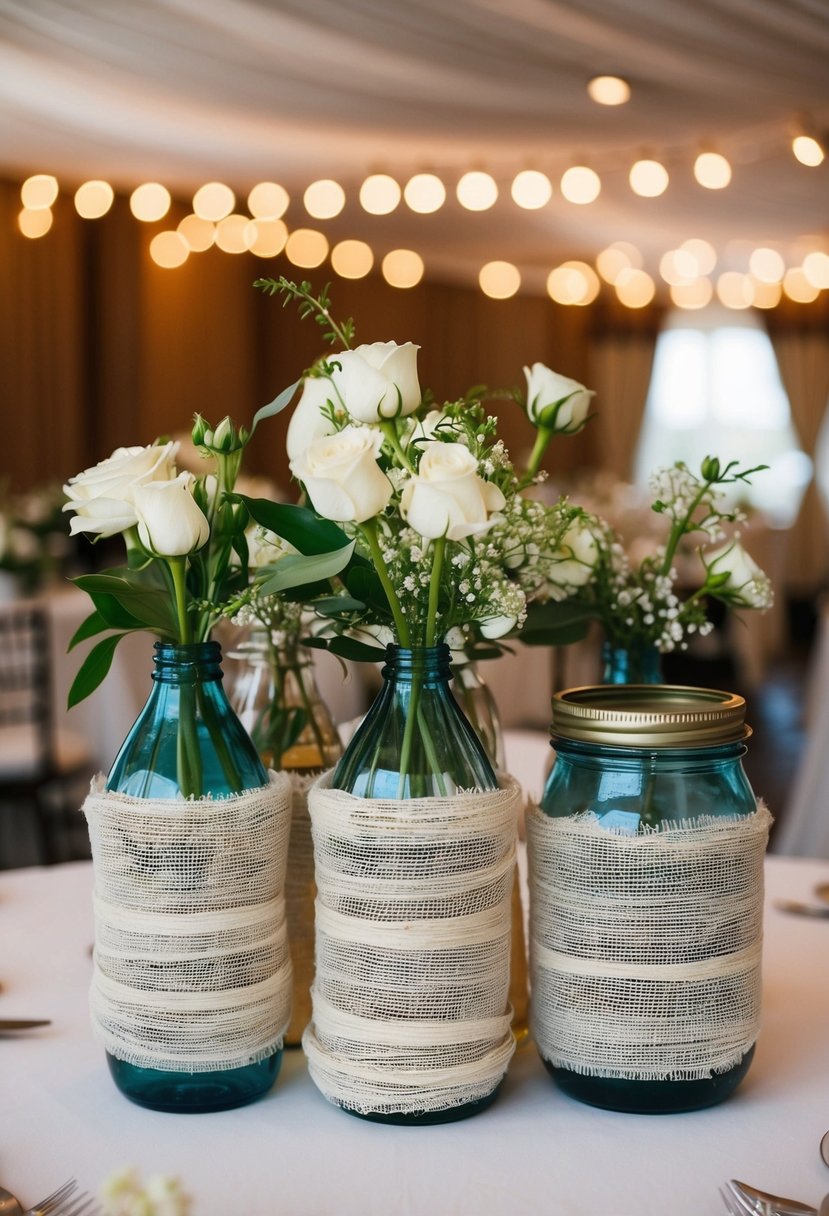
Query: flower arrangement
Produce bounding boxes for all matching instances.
[575,456,774,669]
[0,481,72,593]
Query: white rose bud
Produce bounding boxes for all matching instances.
[403,409,455,449]
[705,540,774,609]
[286,373,338,463]
[523,363,594,432]
[132,472,210,556]
[331,341,421,423]
[478,613,518,639]
[400,441,506,541]
[62,442,179,538]
[290,426,393,523]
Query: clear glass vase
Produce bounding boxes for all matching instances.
[104,640,282,1113]
[451,659,506,771]
[538,684,758,1114]
[331,643,502,1123]
[226,625,343,1047]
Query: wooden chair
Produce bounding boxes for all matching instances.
[0,600,94,865]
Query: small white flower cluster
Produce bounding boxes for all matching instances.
[492,497,599,604]
[100,1167,190,1216]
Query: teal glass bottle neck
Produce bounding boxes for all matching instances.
[601,641,663,685]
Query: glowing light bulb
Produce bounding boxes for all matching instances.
[149,231,189,268]
[802,251,829,289]
[680,238,717,276]
[587,75,630,106]
[381,249,424,288]
[510,170,552,210]
[331,239,374,279]
[403,174,446,214]
[693,152,732,189]
[629,159,669,198]
[304,179,345,219]
[20,174,58,210]
[716,272,754,309]
[749,247,785,283]
[177,215,215,252]
[285,228,329,268]
[215,214,255,254]
[18,208,53,238]
[670,278,713,309]
[193,183,235,222]
[479,261,521,299]
[74,180,114,219]
[456,171,498,211]
[596,245,631,284]
[792,135,824,167]
[547,261,600,306]
[247,182,289,219]
[129,183,171,222]
[659,249,698,285]
[246,218,288,258]
[359,174,401,215]
[750,279,783,309]
[560,166,601,205]
[615,268,655,308]
[783,267,819,302]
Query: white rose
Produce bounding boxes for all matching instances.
[63,442,179,538]
[550,522,600,589]
[523,363,594,431]
[290,426,393,523]
[331,341,421,423]
[132,472,210,556]
[403,409,455,450]
[400,441,506,541]
[705,541,774,609]
[286,373,338,463]
[478,614,518,639]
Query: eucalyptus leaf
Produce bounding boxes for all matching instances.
[250,379,300,434]
[258,542,355,594]
[67,632,130,708]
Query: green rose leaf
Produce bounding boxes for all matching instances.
[239,498,350,556]
[67,632,131,708]
[257,542,356,595]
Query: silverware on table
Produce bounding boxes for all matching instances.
[0,1185,24,1216]
[721,1178,818,1216]
[0,1020,51,1033]
[773,898,829,920]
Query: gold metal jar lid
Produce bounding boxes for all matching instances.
[551,685,750,748]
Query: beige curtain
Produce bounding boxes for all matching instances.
[587,324,659,481]
[768,329,829,592]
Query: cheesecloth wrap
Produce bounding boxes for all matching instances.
[527,802,771,1081]
[83,770,293,1072]
[303,774,521,1116]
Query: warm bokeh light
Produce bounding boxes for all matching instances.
[246,218,288,258]
[382,248,424,288]
[560,166,601,205]
[510,170,552,210]
[596,244,632,284]
[587,75,630,106]
[177,214,215,252]
[403,173,446,214]
[659,249,699,285]
[193,182,235,222]
[20,174,58,210]
[783,267,820,302]
[670,278,713,309]
[629,159,669,198]
[247,182,289,220]
[149,231,190,268]
[304,179,346,219]
[456,171,498,211]
[802,250,829,289]
[716,271,754,309]
[479,261,521,299]
[680,238,717,276]
[129,183,171,222]
[285,228,329,268]
[547,261,600,306]
[792,134,825,167]
[614,268,656,308]
[749,247,785,283]
[750,278,783,309]
[18,207,53,238]
[215,214,256,254]
[74,180,114,219]
[331,239,374,279]
[693,152,732,189]
[359,174,401,215]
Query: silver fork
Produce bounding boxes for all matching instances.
[720,1179,818,1216]
[23,1181,99,1216]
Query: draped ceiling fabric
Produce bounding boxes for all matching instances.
[0,0,827,285]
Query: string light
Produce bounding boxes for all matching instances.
[403,173,445,214]
[246,218,288,258]
[750,279,783,309]
[359,174,401,215]
[247,182,289,219]
[716,272,754,309]
[456,171,498,211]
[177,215,215,252]
[749,247,785,283]
[792,134,825,166]
[680,238,717,276]
[193,183,235,222]
[783,267,820,302]
[802,251,829,289]
[560,166,601,204]
[214,215,255,254]
[587,76,630,106]
[547,261,599,305]
[304,179,346,219]
[285,228,329,268]
[615,268,655,308]
[382,249,424,288]
[659,249,699,285]
[693,152,732,189]
[18,208,53,238]
[629,159,669,197]
[670,278,713,309]
[74,180,114,218]
[331,239,374,278]
[129,183,171,222]
[149,231,189,268]
[510,170,552,209]
[479,261,520,299]
[20,174,58,209]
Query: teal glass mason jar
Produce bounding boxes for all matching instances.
[331,643,502,1124]
[536,684,758,1114]
[104,640,282,1113]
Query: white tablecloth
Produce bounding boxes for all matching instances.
[1,855,827,1215]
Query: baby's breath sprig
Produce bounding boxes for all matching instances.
[253,277,356,349]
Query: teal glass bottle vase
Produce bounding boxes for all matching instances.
[601,640,664,685]
[330,643,502,1124]
[537,684,758,1114]
[104,640,282,1113]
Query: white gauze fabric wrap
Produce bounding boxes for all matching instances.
[303,774,521,1116]
[527,802,772,1081]
[83,770,293,1072]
